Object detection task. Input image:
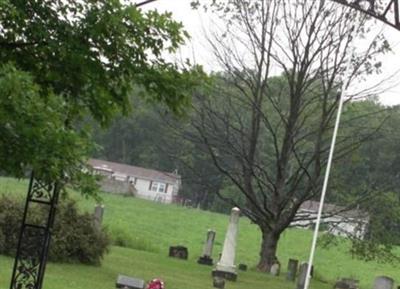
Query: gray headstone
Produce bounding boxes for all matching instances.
[169,245,188,260]
[203,229,216,257]
[213,277,225,289]
[287,259,298,281]
[334,278,359,289]
[198,229,216,265]
[270,261,280,276]
[296,262,311,289]
[116,275,145,289]
[94,204,104,230]
[373,276,394,289]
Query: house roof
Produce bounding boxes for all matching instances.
[299,200,368,220]
[88,159,181,184]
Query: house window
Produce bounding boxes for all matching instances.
[150,182,167,193]
[128,176,137,184]
[158,183,166,193]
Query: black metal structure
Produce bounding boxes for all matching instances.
[9,173,60,289]
[136,0,158,7]
[331,0,400,30]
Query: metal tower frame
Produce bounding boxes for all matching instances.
[332,0,400,30]
[9,173,60,289]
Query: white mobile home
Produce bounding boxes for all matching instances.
[89,159,181,204]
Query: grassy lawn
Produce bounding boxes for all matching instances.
[0,247,332,289]
[0,177,399,289]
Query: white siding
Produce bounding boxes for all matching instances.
[133,178,177,204]
[291,210,368,239]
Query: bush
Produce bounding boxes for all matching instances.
[0,196,110,265]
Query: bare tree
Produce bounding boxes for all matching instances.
[188,0,390,272]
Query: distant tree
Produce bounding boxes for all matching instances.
[322,102,400,260]
[189,0,390,272]
[93,98,225,209]
[0,0,203,192]
[331,103,400,200]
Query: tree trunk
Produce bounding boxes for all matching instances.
[257,229,280,272]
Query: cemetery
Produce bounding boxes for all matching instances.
[0,177,399,289]
[2,0,400,289]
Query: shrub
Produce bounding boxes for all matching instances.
[0,196,24,255]
[0,196,109,265]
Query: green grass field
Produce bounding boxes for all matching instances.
[0,177,399,289]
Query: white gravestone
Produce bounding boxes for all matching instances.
[270,261,280,276]
[94,204,104,230]
[116,275,145,289]
[212,207,240,281]
[198,229,216,265]
[373,276,394,289]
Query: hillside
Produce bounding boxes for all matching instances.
[0,177,399,289]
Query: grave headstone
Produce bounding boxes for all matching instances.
[373,276,394,289]
[238,264,248,271]
[212,207,240,281]
[213,277,225,289]
[334,278,359,289]
[286,259,298,281]
[296,262,312,289]
[169,246,188,260]
[116,275,145,289]
[94,204,104,230]
[198,229,216,265]
[270,261,281,276]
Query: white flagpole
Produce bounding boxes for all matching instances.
[303,29,355,289]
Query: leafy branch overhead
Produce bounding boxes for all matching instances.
[0,0,205,188]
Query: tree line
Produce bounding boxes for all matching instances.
[93,0,400,271]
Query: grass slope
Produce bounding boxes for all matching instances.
[0,247,331,289]
[0,177,399,289]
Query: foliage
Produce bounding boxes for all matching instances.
[0,0,205,193]
[326,103,400,260]
[0,195,110,265]
[0,63,96,186]
[350,192,400,262]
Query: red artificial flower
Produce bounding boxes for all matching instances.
[147,278,165,289]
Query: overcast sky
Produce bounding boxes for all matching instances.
[142,0,400,106]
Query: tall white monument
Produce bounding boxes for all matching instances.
[212,207,240,281]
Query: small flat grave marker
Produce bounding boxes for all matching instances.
[169,246,188,260]
[116,275,145,289]
[334,278,359,289]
